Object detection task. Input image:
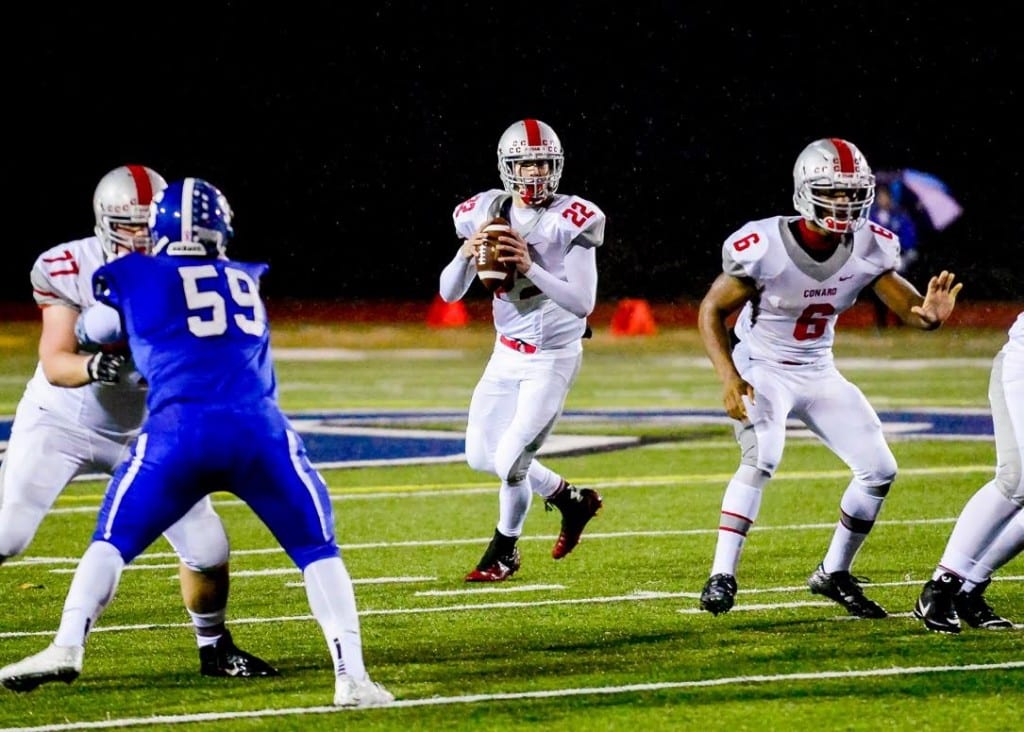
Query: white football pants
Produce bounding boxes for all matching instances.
[0,395,228,569]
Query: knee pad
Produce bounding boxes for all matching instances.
[164,511,230,572]
[992,462,1024,505]
[464,430,494,474]
[494,448,530,485]
[858,463,897,490]
[735,464,771,490]
[0,502,45,559]
[858,448,898,488]
[861,481,893,499]
[736,423,779,477]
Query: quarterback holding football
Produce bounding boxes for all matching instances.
[439,118,606,581]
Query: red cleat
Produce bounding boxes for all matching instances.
[548,485,603,559]
[464,547,521,582]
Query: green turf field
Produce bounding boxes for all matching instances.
[0,321,1020,731]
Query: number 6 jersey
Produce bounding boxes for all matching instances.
[722,215,901,366]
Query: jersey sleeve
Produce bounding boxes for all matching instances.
[452,190,510,239]
[564,195,606,249]
[721,220,772,280]
[234,261,270,282]
[861,224,902,271]
[92,258,127,310]
[30,246,84,309]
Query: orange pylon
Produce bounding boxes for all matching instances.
[426,294,469,328]
[609,299,657,336]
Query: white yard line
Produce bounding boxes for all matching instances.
[2,660,1021,731]
[14,516,976,570]
[3,577,1020,639]
[14,462,997,517]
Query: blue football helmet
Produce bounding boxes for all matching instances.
[150,178,234,257]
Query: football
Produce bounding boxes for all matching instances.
[475,217,515,293]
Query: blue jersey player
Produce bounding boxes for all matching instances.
[0,178,393,708]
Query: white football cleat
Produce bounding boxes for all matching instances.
[333,673,394,707]
[0,643,84,692]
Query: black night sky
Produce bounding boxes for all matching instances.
[8,3,1021,306]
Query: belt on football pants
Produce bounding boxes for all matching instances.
[500,335,538,354]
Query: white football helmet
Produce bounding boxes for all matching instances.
[497,119,564,205]
[93,165,167,259]
[792,138,875,233]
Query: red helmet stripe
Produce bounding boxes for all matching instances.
[523,119,542,146]
[126,164,154,205]
[828,138,856,173]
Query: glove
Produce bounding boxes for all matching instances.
[86,352,127,385]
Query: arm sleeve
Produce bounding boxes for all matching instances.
[439,247,477,302]
[523,244,597,318]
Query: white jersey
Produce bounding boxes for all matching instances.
[23,236,146,438]
[723,216,900,366]
[451,189,605,349]
[1006,312,1024,354]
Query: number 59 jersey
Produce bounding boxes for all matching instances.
[722,216,900,366]
[93,253,276,414]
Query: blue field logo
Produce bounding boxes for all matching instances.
[0,408,994,471]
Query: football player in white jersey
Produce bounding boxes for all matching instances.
[0,165,276,678]
[439,119,606,581]
[915,312,1023,633]
[697,138,962,618]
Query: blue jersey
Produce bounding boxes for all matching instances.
[89,252,338,570]
[93,253,276,415]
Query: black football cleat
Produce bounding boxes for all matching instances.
[954,579,1013,630]
[808,565,888,618]
[199,630,279,678]
[700,573,738,616]
[915,573,963,634]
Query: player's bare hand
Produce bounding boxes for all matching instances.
[497,231,533,274]
[461,226,492,259]
[911,270,963,328]
[723,375,754,421]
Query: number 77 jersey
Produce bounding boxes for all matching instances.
[93,252,276,414]
[722,215,901,366]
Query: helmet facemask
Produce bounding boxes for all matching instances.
[496,119,564,207]
[799,179,875,233]
[499,155,563,206]
[95,212,154,260]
